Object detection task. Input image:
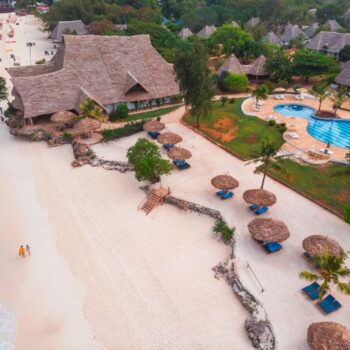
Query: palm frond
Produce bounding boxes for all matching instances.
[299,271,319,281]
[337,281,350,295]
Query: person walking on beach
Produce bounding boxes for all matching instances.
[25,244,31,256]
[18,245,25,258]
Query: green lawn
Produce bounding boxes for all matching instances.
[183,99,350,218]
[184,99,285,159]
[127,105,181,121]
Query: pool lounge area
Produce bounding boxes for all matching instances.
[274,104,350,149]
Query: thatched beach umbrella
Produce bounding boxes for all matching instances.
[302,235,344,257]
[211,175,239,191]
[248,218,290,243]
[308,322,350,350]
[143,120,165,132]
[157,132,182,145]
[273,87,286,93]
[167,146,192,160]
[51,111,77,124]
[73,117,101,136]
[296,87,308,93]
[243,189,277,207]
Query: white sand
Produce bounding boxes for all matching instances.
[1,13,349,350]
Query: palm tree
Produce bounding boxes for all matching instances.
[330,86,348,116]
[252,84,269,108]
[247,139,288,189]
[300,253,350,300]
[79,98,105,121]
[312,85,330,112]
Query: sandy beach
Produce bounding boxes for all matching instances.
[0,12,350,350]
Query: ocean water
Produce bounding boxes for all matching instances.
[0,305,16,350]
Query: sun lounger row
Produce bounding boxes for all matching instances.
[249,203,269,215]
[216,190,234,200]
[302,282,342,314]
[173,159,190,170]
[274,94,285,100]
[255,239,283,253]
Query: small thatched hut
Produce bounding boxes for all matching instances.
[308,322,350,350]
[73,117,101,136]
[51,110,77,125]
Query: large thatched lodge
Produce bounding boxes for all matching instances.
[6,34,180,123]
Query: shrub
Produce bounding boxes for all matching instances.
[62,131,73,143]
[229,98,235,104]
[4,104,16,118]
[109,104,129,121]
[222,73,248,93]
[277,123,287,133]
[220,96,229,105]
[268,119,276,126]
[102,120,146,141]
[35,58,46,65]
[213,220,235,242]
[344,205,350,224]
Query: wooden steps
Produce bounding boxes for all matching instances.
[141,187,170,215]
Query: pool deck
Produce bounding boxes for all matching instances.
[243,95,349,163]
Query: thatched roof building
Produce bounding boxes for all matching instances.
[306,31,350,56]
[178,27,193,39]
[335,60,350,86]
[245,17,260,29]
[197,25,216,38]
[7,35,179,120]
[304,23,319,38]
[218,54,268,77]
[308,322,350,350]
[281,24,307,45]
[263,31,281,45]
[325,19,343,32]
[50,20,88,43]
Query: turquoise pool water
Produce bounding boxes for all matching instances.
[273,104,350,149]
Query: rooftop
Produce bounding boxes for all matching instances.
[306,31,350,54]
[50,20,88,43]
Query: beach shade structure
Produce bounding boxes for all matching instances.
[73,117,101,137]
[243,189,277,207]
[167,146,192,160]
[211,175,239,191]
[273,87,286,93]
[248,217,291,243]
[308,322,350,350]
[143,120,165,132]
[302,235,344,257]
[51,110,77,124]
[296,87,308,94]
[157,132,182,145]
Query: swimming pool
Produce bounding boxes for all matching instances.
[273,104,350,149]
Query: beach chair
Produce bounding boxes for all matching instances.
[302,282,320,294]
[148,131,159,139]
[320,300,342,314]
[263,242,282,253]
[216,190,226,196]
[308,288,323,301]
[163,143,174,150]
[255,207,268,215]
[249,203,258,210]
[318,295,335,309]
[303,251,313,262]
[173,160,190,170]
[221,191,233,200]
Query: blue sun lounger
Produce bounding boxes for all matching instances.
[173,160,190,170]
[249,203,258,210]
[255,207,268,215]
[148,131,159,139]
[163,143,174,150]
[308,288,323,300]
[318,294,335,309]
[320,300,342,314]
[216,190,226,196]
[263,242,282,253]
[221,191,233,200]
[302,282,320,294]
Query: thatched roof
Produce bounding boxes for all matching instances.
[263,31,281,45]
[50,110,77,124]
[167,146,192,160]
[281,24,307,43]
[273,87,286,92]
[50,20,88,43]
[197,25,216,38]
[179,27,193,39]
[243,189,277,207]
[218,54,268,77]
[335,60,350,86]
[157,132,182,144]
[306,31,350,54]
[304,23,319,38]
[248,218,291,243]
[143,120,165,132]
[211,175,239,191]
[231,21,239,27]
[325,19,343,32]
[308,322,350,350]
[302,235,344,256]
[73,117,101,134]
[245,17,260,28]
[7,35,179,119]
